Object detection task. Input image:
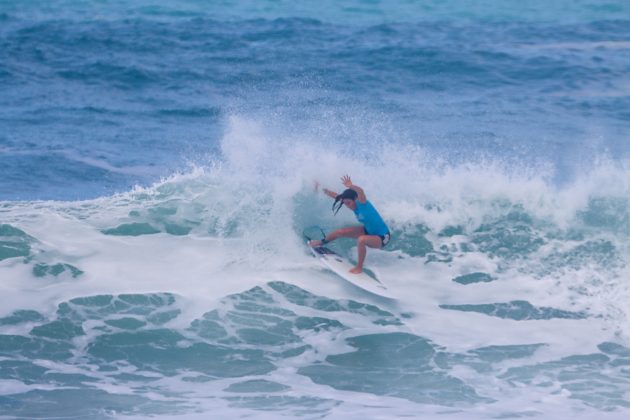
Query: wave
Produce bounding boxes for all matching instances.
[0,281,628,418]
[2,114,630,309]
[2,115,630,417]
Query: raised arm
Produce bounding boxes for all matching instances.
[314,180,339,199]
[323,187,338,199]
[341,175,367,204]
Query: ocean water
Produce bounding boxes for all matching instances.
[2,0,630,418]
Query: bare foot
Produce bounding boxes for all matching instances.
[349,266,362,274]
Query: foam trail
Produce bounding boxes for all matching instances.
[2,115,630,418]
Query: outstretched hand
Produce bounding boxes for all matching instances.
[341,175,353,188]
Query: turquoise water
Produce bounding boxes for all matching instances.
[2,1,630,418]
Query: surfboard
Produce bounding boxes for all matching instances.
[307,241,394,299]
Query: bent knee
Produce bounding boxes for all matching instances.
[358,235,379,247]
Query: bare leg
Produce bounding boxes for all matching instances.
[309,226,364,246]
[350,235,383,274]
[327,226,365,241]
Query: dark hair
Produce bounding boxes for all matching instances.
[332,189,358,215]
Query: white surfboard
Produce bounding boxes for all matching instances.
[307,242,394,299]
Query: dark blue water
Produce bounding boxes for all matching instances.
[2,1,630,419]
[2,0,629,200]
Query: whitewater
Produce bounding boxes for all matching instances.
[2,1,630,419]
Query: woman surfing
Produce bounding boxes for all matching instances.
[309,175,391,274]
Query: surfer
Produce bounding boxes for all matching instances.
[309,175,390,274]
